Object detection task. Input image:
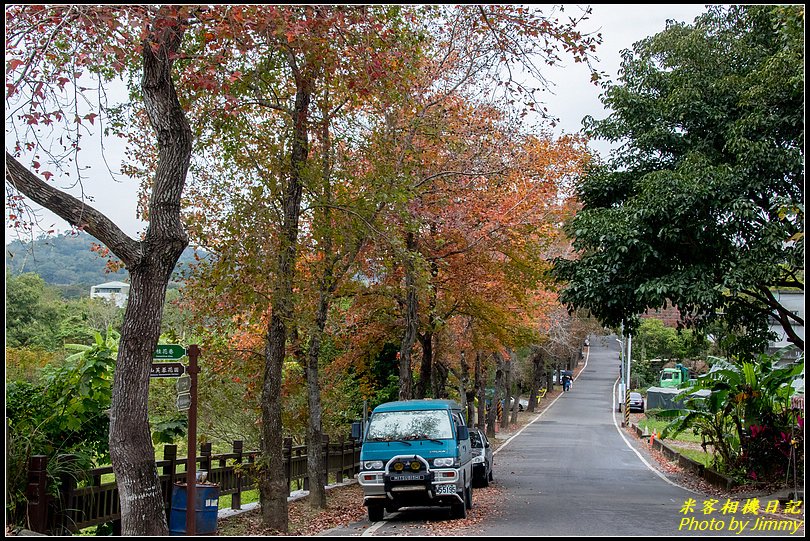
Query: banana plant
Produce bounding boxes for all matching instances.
[659,351,803,476]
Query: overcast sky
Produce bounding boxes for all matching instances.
[5,4,710,243]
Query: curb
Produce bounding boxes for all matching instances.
[218,479,358,520]
[631,422,737,491]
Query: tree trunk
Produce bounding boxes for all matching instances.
[500,353,511,430]
[528,350,543,412]
[476,351,486,430]
[7,10,195,535]
[5,10,193,532]
[510,390,521,425]
[259,80,310,533]
[398,231,418,401]
[486,353,504,437]
[459,352,475,425]
[416,331,432,399]
[112,268,183,535]
[305,289,329,509]
[416,258,439,399]
[433,359,449,398]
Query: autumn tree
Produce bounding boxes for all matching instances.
[5,5,199,535]
[172,5,428,525]
[356,5,601,400]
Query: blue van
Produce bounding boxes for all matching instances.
[352,399,473,521]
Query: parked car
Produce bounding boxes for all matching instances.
[628,392,645,413]
[469,428,493,487]
[507,397,530,411]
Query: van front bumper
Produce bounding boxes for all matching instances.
[358,464,464,506]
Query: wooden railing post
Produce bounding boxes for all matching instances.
[283,438,293,496]
[354,440,361,476]
[26,455,49,534]
[322,434,330,488]
[298,446,305,491]
[162,444,178,527]
[336,436,344,484]
[55,454,78,534]
[201,442,213,479]
[231,441,243,510]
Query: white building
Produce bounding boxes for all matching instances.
[90,281,130,308]
[768,290,804,362]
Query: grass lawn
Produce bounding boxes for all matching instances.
[638,418,703,443]
[219,488,259,509]
[670,446,713,467]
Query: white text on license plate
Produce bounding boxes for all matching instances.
[435,484,456,495]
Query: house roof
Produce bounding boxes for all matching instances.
[93,281,130,288]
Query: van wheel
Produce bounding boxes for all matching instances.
[465,483,473,509]
[450,497,467,519]
[481,471,489,488]
[368,504,384,522]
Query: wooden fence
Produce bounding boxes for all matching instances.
[24,436,361,535]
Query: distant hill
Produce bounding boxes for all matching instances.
[5,232,204,298]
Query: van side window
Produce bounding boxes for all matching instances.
[452,412,466,428]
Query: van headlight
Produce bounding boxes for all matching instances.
[472,455,484,464]
[363,460,383,470]
[432,457,455,467]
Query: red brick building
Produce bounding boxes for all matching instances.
[641,304,682,328]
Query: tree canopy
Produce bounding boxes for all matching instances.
[553,5,804,359]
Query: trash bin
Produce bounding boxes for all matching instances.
[169,482,220,535]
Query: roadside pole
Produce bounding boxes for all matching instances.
[186,344,200,536]
[624,333,632,427]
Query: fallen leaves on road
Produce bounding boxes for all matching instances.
[216,483,367,536]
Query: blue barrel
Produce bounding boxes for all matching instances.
[169,483,220,535]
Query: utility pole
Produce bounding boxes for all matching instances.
[624,333,632,427]
[617,324,625,420]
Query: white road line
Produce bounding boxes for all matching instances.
[361,519,387,536]
[611,376,701,494]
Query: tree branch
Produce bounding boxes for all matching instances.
[6,151,141,266]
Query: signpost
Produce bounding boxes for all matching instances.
[150,362,185,378]
[185,345,201,536]
[150,343,200,534]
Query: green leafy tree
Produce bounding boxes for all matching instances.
[553,5,804,360]
[633,319,708,362]
[6,272,63,349]
[6,329,117,528]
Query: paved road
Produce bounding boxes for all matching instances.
[473,335,701,536]
[326,335,804,536]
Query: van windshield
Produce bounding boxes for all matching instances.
[367,410,453,441]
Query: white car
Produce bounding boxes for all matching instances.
[470,428,493,487]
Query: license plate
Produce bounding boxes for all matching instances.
[389,474,425,482]
[435,484,456,495]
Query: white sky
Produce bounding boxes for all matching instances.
[4,4,710,243]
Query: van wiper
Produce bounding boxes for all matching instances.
[390,439,412,446]
[370,437,413,445]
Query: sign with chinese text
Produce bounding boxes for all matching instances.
[150,362,185,378]
[153,344,187,360]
